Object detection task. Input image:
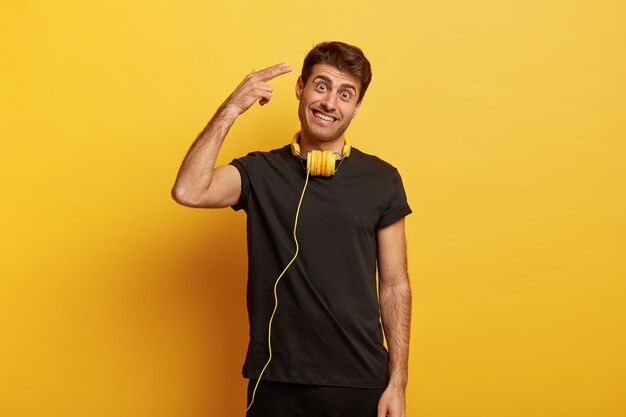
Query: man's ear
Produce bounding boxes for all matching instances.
[295,76,303,100]
[353,101,362,118]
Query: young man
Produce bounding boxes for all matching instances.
[172,42,411,417]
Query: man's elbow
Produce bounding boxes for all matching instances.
[171,184,231,208]
[171,185,201,207]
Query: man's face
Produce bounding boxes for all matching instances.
[296,64,362,145]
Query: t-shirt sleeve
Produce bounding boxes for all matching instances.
[377,168,412,229]
[229,157,251,212]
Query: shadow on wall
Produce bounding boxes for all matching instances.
[100,208,250,416]
[166,211,250,415]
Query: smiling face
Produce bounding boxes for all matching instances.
[296,64,362,153]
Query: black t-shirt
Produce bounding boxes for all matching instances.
[230,145,411,388]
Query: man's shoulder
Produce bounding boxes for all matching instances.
[231,145,291,165]
[350,147,400,174]
[239,144,291,158]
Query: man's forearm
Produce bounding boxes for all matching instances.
[380,279,412,388]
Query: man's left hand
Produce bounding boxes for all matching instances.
[377,385,406,417]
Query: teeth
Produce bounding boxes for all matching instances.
[314,111,334,122]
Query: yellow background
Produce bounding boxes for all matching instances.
[2,1,625,416]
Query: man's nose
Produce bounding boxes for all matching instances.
[320,92,337,111]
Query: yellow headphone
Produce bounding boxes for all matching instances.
[290,132,351,177]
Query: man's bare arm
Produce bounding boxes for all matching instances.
[171,63,292,208]
[377,217,411,417]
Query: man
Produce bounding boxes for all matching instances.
[172,42,411,417]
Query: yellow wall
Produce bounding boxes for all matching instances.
[2,1,625,416]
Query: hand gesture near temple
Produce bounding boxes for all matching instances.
[221,63,293,116]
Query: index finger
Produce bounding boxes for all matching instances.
[254,63,293,82]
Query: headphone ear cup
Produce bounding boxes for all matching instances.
[323,151,335,177]
[314,151,322,175]
[319,151,326,176]
[306,150,336,177]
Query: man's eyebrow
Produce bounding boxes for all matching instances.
[313,75,358,93]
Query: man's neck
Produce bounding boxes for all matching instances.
[298,133,346,157]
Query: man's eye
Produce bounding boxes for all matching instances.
[341,91,352,100]
[316,83,327,91]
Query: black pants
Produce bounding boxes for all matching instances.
[246,379,385,417]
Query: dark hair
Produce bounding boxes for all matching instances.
[301,41,372,102]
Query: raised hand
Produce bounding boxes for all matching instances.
[222,63,293,116]
[172,62,293,208]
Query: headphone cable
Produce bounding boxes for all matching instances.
[245,169,311,413]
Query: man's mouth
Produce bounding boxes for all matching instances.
[312,110,336,122]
